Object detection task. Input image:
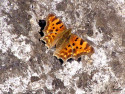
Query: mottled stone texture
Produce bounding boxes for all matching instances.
[0,0,125,94]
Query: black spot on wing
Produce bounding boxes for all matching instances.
[68,45,71,47]
[56,20,62,25]
[76,46,78,49]
[60,25,63,28]
[80,39,84,45]
[72,43,75,46]
[52,35,55,38]
[75,38,78,41]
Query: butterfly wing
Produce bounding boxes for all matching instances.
[41,14,66,48]
[69,34,94,59]
[53,39,73,62]
[53,34,94,61]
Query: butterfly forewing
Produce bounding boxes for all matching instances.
[41,14,66,48]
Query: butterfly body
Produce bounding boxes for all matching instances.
[41,14,94,62]
[56,29,71,49]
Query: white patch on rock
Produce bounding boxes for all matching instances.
[27,66,45,91]
[115,0,124,4]
[87,19,104,45]
[75,88,85,94]
[50,2,57,11]
[42,64,52,74]
[0,0,11,13]
[63,61,83,76]
[0,76,29,94]
[30,81,44,90]
[11,2,19,10]
[89,67,121,93]
[32,73,39,77]
[45,76,54,90]
[103,39,116,51]
[121,87,125,94]
[11,37,32,61]
[0,15,32,62]
[92,48,109,68]
[55,61,82,86]
[113,0,125,18]
[90,72,110,93]
[93,72,110,84]
[53,0,63,3]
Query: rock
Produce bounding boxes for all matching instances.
[0,0,125,94]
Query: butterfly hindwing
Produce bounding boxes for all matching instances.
[53,34,94,61]
[53,39,73,62]
[69,34,94,59]
[42,32,57,48]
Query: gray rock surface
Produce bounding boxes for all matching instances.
[0,0,125,94]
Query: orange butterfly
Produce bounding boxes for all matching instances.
[40,14,94,62]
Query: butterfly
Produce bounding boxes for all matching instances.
[40,14,94,62]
